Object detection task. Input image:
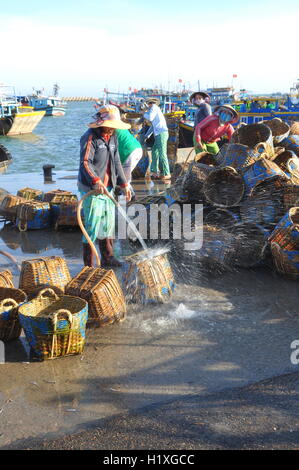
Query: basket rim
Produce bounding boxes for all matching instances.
[18,294,88,319]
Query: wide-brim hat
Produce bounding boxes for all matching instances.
[189,91,210,102]
[145,97,160,106]
[214,104,239,124]
[89,104,131,129]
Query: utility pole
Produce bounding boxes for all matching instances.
[198,80,200,91]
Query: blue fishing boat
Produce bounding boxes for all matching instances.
[234,95,299,125]
[19,85,67,116]
[21,95,67,116]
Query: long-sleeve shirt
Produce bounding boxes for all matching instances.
[143,104,168,136]
[195,115,234,145]
[78,129,128,193]
[194,102,212,127]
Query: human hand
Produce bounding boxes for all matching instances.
[195,143,203,152]
[123,186,132,202]
[93,181,105,195]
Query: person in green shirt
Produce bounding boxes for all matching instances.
[115,128,142,197]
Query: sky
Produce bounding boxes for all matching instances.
[0,0,298,97]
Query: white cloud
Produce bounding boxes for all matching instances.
[0,14,298,95]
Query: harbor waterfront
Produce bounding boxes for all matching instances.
[1,99,299,449]
[1,101,93,174]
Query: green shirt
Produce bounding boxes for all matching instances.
[116,129,141,164]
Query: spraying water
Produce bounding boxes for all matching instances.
[117,202,148,251]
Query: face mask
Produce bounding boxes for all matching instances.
[193,98,204,106]
[219,111,232,123]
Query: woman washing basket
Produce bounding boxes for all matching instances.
[78,105,132,268]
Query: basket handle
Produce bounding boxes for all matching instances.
[0,298,18,309]
[52,309,73,326]
[18,220,28,232]
[37,288,60,300]
[50,309,74,358]
[254,142,267,155]
[287,158,299,179]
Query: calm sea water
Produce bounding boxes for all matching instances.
[1,101,96,174]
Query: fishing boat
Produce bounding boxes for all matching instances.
[234,95,299,125]
[20,95,67,116]
[19,84,67,116]
[0,86,45,136]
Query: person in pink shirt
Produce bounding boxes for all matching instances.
[194,105,239,155]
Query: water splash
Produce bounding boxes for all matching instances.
[168,303,197,319]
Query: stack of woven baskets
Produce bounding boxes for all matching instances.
[0,188,78,232]
[168,119,299,276]
[0,248,176,360]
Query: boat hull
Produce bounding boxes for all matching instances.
[238,111,299,125]
[178,122,194,147]
[45,107,66,116]
[0,111,45,136]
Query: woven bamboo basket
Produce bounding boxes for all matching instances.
[215,143,258,172]
[203,167,245,207]
[0,195,27,222]
[43,190,78,204]
[171,162,190,183]
[16,201,51,231]
[123,112,143,132]
[240,177,287,226]
[0,270,14,288]
[0,188,9,205]
[195,152,219,166]
[281,185,299,211]
[165,182,188,206]
[182,162,215,201]
[290,122,299,136]
[204,208,240,230]
[274,150,296,171]
[263,118,290,144]
[18,288,88,360]
[274,150,299,183]
[270,242,299,280]
[122,250,175,304]
[230,223,269,267]
[0,287,27,342]
[55,201,79,229]
[281,134,299,157]
[171,224,234,275]
[268,207,299,251]
[17,187,43,200]
[240,191,284,227]
[287,158,299,184]
[243,158,288,195]
[43,190,78,225]
[231,122,273,149]
[128,193,166,209]
[200,224,235,268]
[19,256,71,295]
[65,267,126,326]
